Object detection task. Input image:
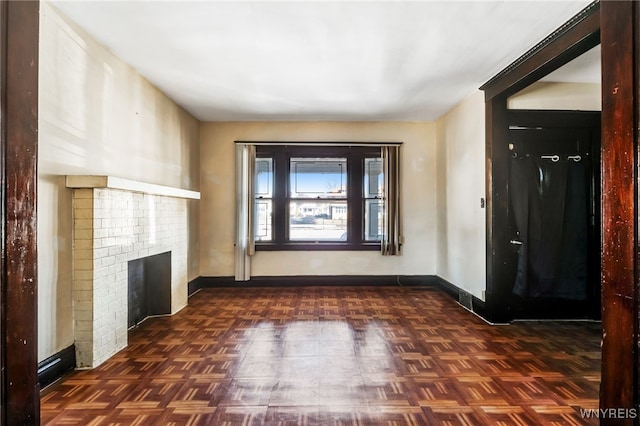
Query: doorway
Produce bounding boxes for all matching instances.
[503,110,600,320]
[481,0,640,412]
[480,2,600,323]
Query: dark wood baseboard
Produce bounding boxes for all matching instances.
[432,276,488,321]
[190,275,441,295]
[38,345,76,390]
[189,274,490,320]
[188,277,203,296]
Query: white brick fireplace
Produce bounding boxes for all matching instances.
[66,176,200,368]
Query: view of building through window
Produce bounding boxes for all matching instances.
[364,157,383,241]
[289,157,347,241]
[255,158,273,241]
[254,146,384,247]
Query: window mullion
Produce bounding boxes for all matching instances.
[273,151,289,244]
[348,152,364,245]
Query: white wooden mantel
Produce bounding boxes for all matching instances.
[65,175,200,200]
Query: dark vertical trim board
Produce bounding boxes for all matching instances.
[636,1,640,416]
[484,95,511,323]
[599,0,638,415]
[1,1,40,424]
[0,1,6,419]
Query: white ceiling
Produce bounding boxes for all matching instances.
[51,0,596,122]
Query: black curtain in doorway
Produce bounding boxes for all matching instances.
[509,156,588,300]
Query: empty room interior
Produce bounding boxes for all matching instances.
[3,0,639,424]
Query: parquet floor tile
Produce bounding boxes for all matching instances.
[41,286,601,425]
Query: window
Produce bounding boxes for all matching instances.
[254,145,383,250]
[234,142,401,280]
[364,157,383,241]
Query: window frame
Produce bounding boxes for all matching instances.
[255,145,382,251]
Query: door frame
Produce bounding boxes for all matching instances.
[482,0,640,415]
[480,1,600,323]
[0,1,40,423]
[599,0,639,415]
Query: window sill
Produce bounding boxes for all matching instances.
[255,242,381,251]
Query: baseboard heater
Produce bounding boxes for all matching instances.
[38,344,76,389]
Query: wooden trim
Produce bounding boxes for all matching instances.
[432,276,489,321]
[2,1,40,424]
[506,109,602,127]
[235,141,403,147]
[273,149,287,245]
[599,0,638,413]
[637,0,640,413]
[0,2,6,419]
[192,275,440,289]
[255,243,381,251]
[484,95,511,323]
[481,1,600,100]
[188,277,203,296]
[37,345,76,390]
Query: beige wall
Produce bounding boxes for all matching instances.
[38,2,200,361]
[38,0,505,363]
[435,91,486,300]
[508,81,601,111]
[432,82,600,300]
[200,121,437,277]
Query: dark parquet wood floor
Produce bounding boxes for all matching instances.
[41,286,601,425]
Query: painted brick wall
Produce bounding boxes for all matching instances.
[72,188,189,368]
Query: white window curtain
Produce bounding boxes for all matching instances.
[382,145,402,255]
[235,143,256,281]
